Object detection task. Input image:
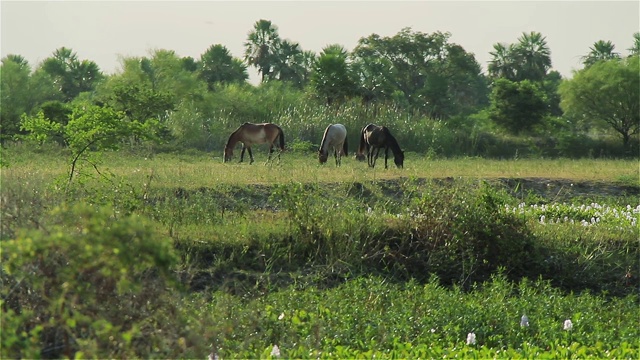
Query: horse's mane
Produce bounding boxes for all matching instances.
[225,125,243,148]
[319,124,333,153]
[382,126,401,151]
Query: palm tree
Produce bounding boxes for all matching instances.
[271,40,305,86]
[312,45,356,106]
[628,32,640,57]
[4,54,29,68]
[513,31,551,81]
[488,43,517,81]
[321,44,349,58]
[582,40,620,67]
[42,47,103,101]
[243,19,281,82]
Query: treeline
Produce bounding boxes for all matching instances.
[1,20,638,158]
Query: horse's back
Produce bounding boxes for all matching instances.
[330,123,347,138]
[237,122,282,144]
[325,124,347,144]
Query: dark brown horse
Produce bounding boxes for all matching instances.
[358,123,404,169]
[224,122,285,164]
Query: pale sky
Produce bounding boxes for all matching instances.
[2,1,638,84]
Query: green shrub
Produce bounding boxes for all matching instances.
[1,203,205,358]
[389,182,536,285]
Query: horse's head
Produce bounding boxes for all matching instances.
[355,153,366,162]
[318,149,328,164]
[394,151,405,168]
[223,147,234,163]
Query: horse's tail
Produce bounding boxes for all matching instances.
[358,125,367,156]
[278,126,285,150]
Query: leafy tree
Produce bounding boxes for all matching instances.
[437,43,489,115]
[20,103,162,185]
[37,101,72,126]
[582,40,620,67]
[108,84,174,123]
[33,101,72,145]
[148,49,205,101]
[627,32,640,56]
[541,70,563,117]
[41,47,104,101]
[311,44,356,106]
[199,44,248,90]
[488,78,548,134]
[244,19,281,82]
[181,55,198,72]
[1,55,31,139]
[351,28,486,118]
[99,51,204,114]
[350,46,396,105]
[559,56,639,150]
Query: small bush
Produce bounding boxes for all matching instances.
[1,203,205,358]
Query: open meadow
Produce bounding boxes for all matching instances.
[1,146,639,358]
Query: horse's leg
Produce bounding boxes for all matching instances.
[247,146,254,164]
[384,147,389,169]
[372,147,381,168]
[240,146,246,163]
[266,142,280,165]
[334,148,339,166]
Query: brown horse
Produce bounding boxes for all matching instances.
[358,123,404,169]
[224,122,285,164]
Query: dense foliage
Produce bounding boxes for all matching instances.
[1,24,638,156]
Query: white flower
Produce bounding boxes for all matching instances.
[563,319,573,331]
[278,312,285,320]
[520,315,529,327]
[271,344,281,358]
[466,332,476,345]
[208,352,219,360]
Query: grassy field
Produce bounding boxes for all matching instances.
[3,146,639,187]
[1,146,639,358]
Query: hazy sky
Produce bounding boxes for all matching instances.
[2,1,638,84]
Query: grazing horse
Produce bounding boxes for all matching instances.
[224,122,285,164]
[318,124,348,166]
[358,123,404,169]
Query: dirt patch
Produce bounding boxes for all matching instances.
[161,177,639,210]
[495,178,639,202]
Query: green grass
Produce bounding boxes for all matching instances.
[1,145,639,358]
[2,145,638,189]
[190,274,639,359]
